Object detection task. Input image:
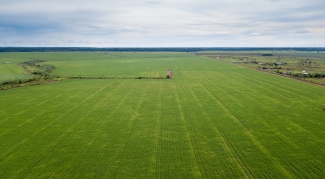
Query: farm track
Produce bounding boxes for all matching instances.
[224,58,325,88]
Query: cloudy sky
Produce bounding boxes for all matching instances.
[0,0,324,47]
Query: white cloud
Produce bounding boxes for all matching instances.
[0,0,324,46]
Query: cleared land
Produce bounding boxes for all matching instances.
[1,52,325,178]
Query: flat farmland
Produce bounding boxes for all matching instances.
[1,52,325,178]
[0,58,31,83]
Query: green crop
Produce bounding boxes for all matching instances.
[1,52,325,178]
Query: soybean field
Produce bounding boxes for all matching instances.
[1,52,325,178]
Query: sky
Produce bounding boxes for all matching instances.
[0,0,324,47]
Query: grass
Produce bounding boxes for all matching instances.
[1,52,325,178]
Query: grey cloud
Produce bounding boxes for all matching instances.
[0,0,324,47]
[145,1,163,5]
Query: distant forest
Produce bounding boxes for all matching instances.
[0,47,324,52]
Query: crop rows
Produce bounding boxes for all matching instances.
[1,52,325,178]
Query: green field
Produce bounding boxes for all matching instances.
[0,53,34,82]
[46,52,190,77]
[1,52,325,178]
[0,62,31,83]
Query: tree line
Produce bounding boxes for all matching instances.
[1,47,324,52]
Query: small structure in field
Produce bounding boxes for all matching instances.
[302,70,308,75]
[167,69,173,78]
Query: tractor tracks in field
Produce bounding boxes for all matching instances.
[108,83,151,178]
[197,80,325,178]
[197,81,295,178]
[15,81,116,178]
[174,84,207,179]
[187,84,253,179]
[182,70,253,178]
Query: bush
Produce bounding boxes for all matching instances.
[262,54,273,56]
[313,73,325,78]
